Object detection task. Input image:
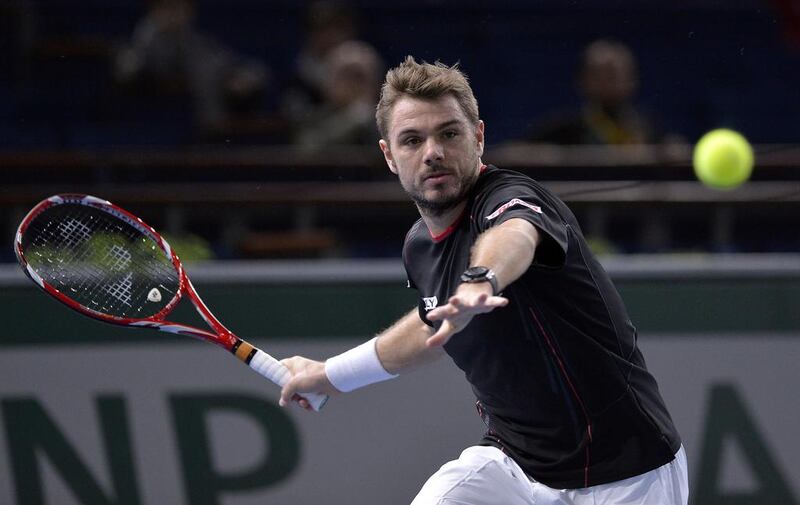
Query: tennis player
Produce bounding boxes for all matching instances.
[280,56,688,505]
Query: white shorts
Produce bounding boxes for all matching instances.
[411,445,688,505]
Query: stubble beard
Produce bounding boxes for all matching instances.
[405,165,479,218]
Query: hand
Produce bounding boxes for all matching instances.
[425,283,508,348]
[279,356,338,411]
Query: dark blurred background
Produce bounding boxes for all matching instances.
[2,0,799,260]
[2,4,800,504]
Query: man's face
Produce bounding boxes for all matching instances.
[379,95,484,217]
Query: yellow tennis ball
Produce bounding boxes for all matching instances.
[693,129,754,189]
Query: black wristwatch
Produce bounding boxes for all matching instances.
[460,266,499,295]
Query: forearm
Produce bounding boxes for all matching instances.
[375,308,443,374]
[470,218,540,291]
[322,308,441,393]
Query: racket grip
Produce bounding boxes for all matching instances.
[248,349,329,411]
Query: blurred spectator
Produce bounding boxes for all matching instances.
[528,39,665,145]
[114,0,268,136]
[281,1,358,128]
[294,40,385,149]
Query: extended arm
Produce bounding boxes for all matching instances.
[426,218,540,347]
[279,308,444,409]
[374,307,444,373]
[280,218,539,409]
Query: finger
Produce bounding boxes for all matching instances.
[432,294,505,320]
[427,303,460,321]
[460,292,488,309]
[477,296,509,311]
[295,395,311,410]
[426,320,456,348]
[487,295,509,307]
[279,380,298,407]
[280,356,298,372]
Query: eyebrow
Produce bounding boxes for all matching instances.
[395,119,464,139]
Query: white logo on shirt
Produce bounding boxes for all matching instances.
[485,198,542,221]
[423,296,438,311]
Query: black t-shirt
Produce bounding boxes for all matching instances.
[402,165,681,489]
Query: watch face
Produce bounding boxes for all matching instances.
[464,266,490,279]
[461,266,498,294]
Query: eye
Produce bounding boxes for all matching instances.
[403,136,422,146]
[442,130,459,139]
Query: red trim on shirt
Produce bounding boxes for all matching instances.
[528,306,594,487]
[430,208,466,242]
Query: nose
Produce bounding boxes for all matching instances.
[423,139,444,166]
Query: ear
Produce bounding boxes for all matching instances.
[475,120,485,157]
[379,139,398,174]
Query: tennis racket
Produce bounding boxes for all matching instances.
[14,194,328,411]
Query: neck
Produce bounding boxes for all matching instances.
[419,200,468,238]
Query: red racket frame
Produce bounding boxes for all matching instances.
[15,194,238,349]
[15,194,328,411]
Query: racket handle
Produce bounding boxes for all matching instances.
[248,348,329,412]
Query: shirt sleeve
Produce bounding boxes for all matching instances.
[473,179,568,268]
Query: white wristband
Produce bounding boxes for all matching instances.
[325,337,398,392]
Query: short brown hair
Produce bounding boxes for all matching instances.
[375,56,480,141]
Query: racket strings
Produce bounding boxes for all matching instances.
[22,203,180,318]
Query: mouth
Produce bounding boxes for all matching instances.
[423,172,453,185]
